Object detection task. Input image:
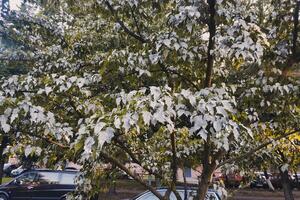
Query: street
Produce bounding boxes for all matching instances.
[229,189,300,200]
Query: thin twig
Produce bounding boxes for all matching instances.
[104,1,149,43]
[218,129,300,167]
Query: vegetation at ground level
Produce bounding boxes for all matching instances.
[1,177,12,184]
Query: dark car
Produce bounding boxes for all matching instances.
[130,187,222,200]
[292,174,300,188]
[250,172,272,189]
[0,169,78,200]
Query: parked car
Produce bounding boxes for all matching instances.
[218,173,243,188]
[130,187,221,200]
[250,172,272,189]
[3,163,18,177]
[292,173,300,188]
[0,169,78,200]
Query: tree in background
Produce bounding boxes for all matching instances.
[0,0,28,77]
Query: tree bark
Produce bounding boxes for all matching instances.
[170,132,182,200]
[198,163,216,200]
[204,0,216,88]
[199,0,217,199]
[264,170,275,191]
[0,135,9,185]
[292,0,300,57]
[279,168,294,200]
[182,164,188,200]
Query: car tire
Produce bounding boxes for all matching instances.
[0,194,8,200]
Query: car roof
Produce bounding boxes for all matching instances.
[25,169,78,174]
[132,186,219,200]
[157,187,216,191]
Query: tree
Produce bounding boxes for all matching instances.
[0,1,299,200]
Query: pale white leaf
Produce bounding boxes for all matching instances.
[84,136,95,153]
[94,122,106,134]
[45,87,52,95]
[123,113,131,132]
[213,121,222,132]
[142,111,152,126]
[98,127,114,148]
[10,108,19,123]
[25,146,33,157]
[114,117,121,129]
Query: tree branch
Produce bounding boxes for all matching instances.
[159,63,200,90]
[104,1,149,43]
[217,129,300,167]
[292,0,300,57]
[130,6,142,36]
[204,0,216,88]
[113,138,163,179]
[100,151,165,200]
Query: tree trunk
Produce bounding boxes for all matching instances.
[198,164,216,200]
[0,135,8,185]
[280,168,294,200]
[182,165,188,200]
[198,175,210,200]
[170,132,182,200]
[264,170,275,191]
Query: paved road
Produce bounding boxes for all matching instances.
[230,189,300,200]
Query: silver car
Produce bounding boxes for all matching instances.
[131,187,221,200]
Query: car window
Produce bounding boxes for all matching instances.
[16,172,36,185]
[137,190,165,200]
[37,172,60,185]
[58,173,77,185]
[139,194,158,200]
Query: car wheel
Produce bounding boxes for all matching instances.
[0,194,8,200]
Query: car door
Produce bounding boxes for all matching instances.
[55,172,77,198]
[31,171,61,200]
[9,172,37,200]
